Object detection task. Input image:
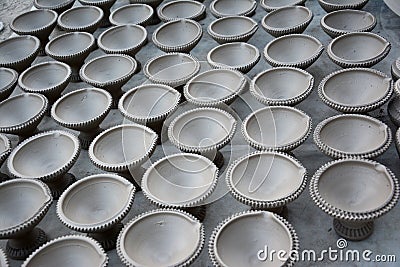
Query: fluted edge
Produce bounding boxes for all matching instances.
[210,0,257,18]
[110,4,154,27]
[0,248,8,267]
[318,0,369,12]
[0,134,11,166]
[58,6,104,32]
[260,0,306,12]
[207,16,258,44]
[10,9,58,37]
[0,35,40,71]
[157,0,206,22]
[33,0,75,14]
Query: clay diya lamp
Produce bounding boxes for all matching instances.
[242,106,312,152]
[7,130,81,199]
[168,107,236,168]
[80,54,137,108]
[264,34,324,69]
[0,134,11,181]
[117,209,204,266]
[0,249,8,267]
[310,159,399,240]
[58,6,104,33]
[318,0,369,12]
[0,179,52,260]
[88,124,157,187]
[10,9,58,56]
[57,174,135,250]
[207,42,260,74]
[327,32,391,68]
[143,52,200,89]
[250,67,314,106]
[261,6,313,37]
[18,61,71,108]
[226,151,307,215]
[51,88,112,149]
[157,0,206,22]
[0,36,40,73]
[109,4,154,26]
[209,210,299,267]
[152,19,202,53]
[0,68,18,101]
[314,114,392,159]
[142,153,218,221]
[321,9,376,38]
[33,0,76,14]
[318,68,393,113]
[210,0,257,18]
[260,0,306,12]
[207,16,258,44]
[0,93,48,142]
[22,235,108,267]
[118,84,181,137]
[391,57,400,81]
[77,0,117,27]
[184,68,247,107]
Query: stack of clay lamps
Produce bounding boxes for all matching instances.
[264,34,324,69]
[80,54,137,108]
[0,93,48,142]
[0,36,40,73]
[242,106,312,152]
[260,0,306,12]
[51,88,112,149]
[207,16,258,44]
[10,9,58,56]
[310,159,399,240]
[184,68,247,107]
[88,123,157,187]
[209,210,299,267]
[318,0,369,12]
[0,134,11,181]
[226,151,307,215]
[109,4,154,27]
[45,31,96,82]
[78,0,117,27]
[0,68,18,101]
[157,0,206,22]
[0,179,52,260]
[7,130,80,199]
[57,6,104,33]
[207,42,260,73]
[118,83,181,138]
[210,0,257,18]
[168,107,237,168]
[57,174,135,250]
[22,235,108,267]
[142,153,218,221]
[117,209,204,266]
[33,0,76,14]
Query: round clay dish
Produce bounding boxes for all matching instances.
[318,0,369,12]
[157,0,206,22]
[10,9,58,36]
[260,0,306,12]
[210,0,257,18]
[33,0,75,14]
[0,36,40,72]
[110,4,154,26]
[207,16,258,44]
[0,67,18,101]
[58,6,104,33]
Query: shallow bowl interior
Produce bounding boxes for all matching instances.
[47,32,94,57]
[20,62,70,90]
[146,54,198,82]
[83,55,135,83]
[59,6,103,28]
[0,36,39,66]
[110,4,153,25]
[155,20,200,47]
[210,16,256,36]
[99,25,146,51]
[12,9,57,33]
[209,43,258,67]
[263,6,310,29]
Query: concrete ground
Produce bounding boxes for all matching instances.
[1,0,400,266]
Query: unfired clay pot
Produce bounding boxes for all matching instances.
[207,42,260,73]
[45,31,96,82]
[10,9,58,56]
[391,57,400,81]
[261,6,313,37]
[321,9,376,38]
[18,61,71,105]
[327,32,391,68]
[58,6,104,33]
[143,53,200,88]
[0,68,18,101]
[0,93,48,141]
[314,114,392,159]
[318,0,369,12]
[157,0,206,22]
[209,210,299,267]
[388,96,400,127]
[250,67,314,106]
[78,0,117,27]
[184,68,247,107]
[260,0,306,12]
[152,19,202,53]
[0,179,52,260]
[207,16,258,44]
[318,68,393,113]
[80,54,137,108]
[210,0,257,18]
[168,107,236,167]
[310,159,399,240]
[264,34,324,69]
[242,106,312,152]
[109,4,154,26]
[51,88,112,149]
[7,130,80,199]
[0,134,11,181]
[0,36,40,73]
[226,151,307,214]
[117,209,204,266]
[57,174,135,250]
[33,0,75,14]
